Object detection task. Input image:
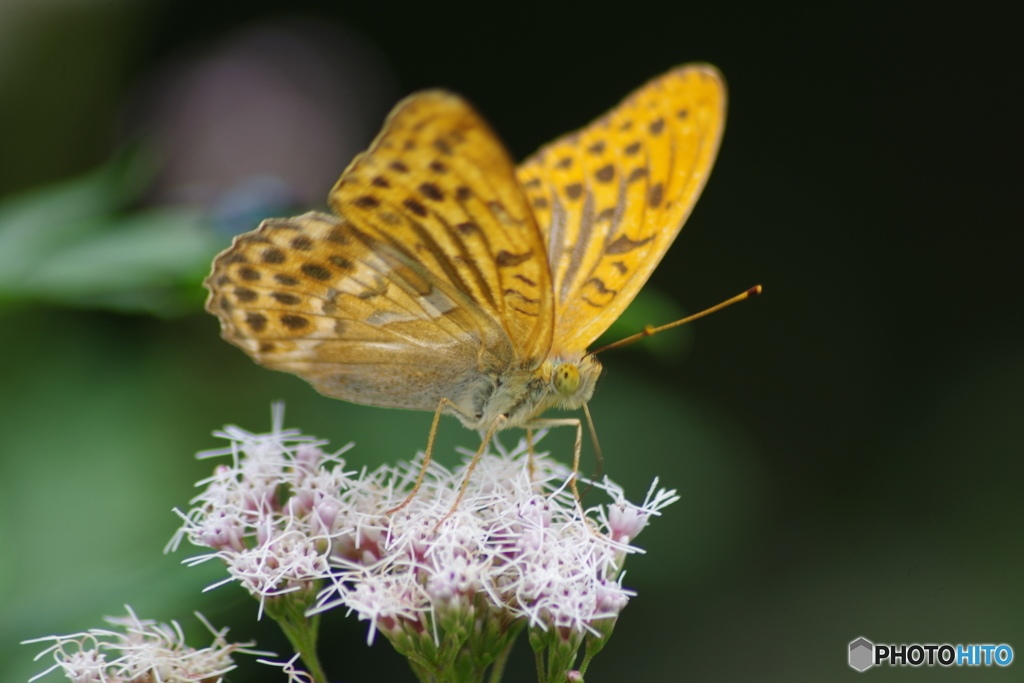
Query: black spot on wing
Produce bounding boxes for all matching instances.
[271,292,300,305]
[628,168,648,183]
[496,249,533,267]
[245,312,267,332]
[301,264,332,281]
[328,255,353,270]
[404,198,428,217]
[274,273,299,286]
[419,183,444,201]
[262,248,286,264]
[648,182,664,209]
[354,196,380,209]
[606,233,655,254]
[280,314,309,330]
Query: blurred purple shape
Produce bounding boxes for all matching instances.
[133,18,397,233]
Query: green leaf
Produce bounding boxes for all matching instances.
[0,151,223,316]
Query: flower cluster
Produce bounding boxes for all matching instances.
[25,606,265,683]
[168,405,678,682]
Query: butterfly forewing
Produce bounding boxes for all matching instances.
[517,64,726,351]
[329,91,554,367]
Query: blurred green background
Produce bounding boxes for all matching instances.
[1,1,1021,681]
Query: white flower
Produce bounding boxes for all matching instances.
[601,478,678,545]
[166,404,357,610]
[24,606,267,683]
[171,404,678,679]
[257,653,318,683]
[316,436,678,642]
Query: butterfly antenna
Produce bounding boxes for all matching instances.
[587,285,762,357]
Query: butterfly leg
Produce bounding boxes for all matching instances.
[526,416,606,536]
[580,403,603,500]
[522,417,585,505]
[387,397,468,515]
[525,428,536,483]
[434,414,507,531]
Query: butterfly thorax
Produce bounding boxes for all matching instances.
[455,353,602,431]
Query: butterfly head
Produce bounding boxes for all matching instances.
[553,363,581,395]
[543,353,602,412]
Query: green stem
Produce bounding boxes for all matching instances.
[577,636,601,677]
[487,624,525,683]
[407,658,437,683]
[534,648,547,683]
[577,648,597,677]
[266,593,329,683]
[578,620,615,676]
[440,630,466,674]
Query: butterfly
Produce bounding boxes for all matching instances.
[205,64,732,508]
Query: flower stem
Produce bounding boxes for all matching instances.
[534,648,547,683]
[265,593,329,683]
[578,618,616,676]
[487,624,524,683]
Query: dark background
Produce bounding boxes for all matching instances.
[2,1,1021,681]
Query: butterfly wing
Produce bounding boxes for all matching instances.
[331,91,555,367]
[205,92,554,412]
[517,64,726,351]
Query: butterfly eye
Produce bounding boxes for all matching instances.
[553,363,581,396]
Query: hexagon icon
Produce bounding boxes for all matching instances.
[849,637,874,671]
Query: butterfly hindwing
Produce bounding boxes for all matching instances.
[207,211,515,410]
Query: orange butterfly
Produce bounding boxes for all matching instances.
[205,64,750,509]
